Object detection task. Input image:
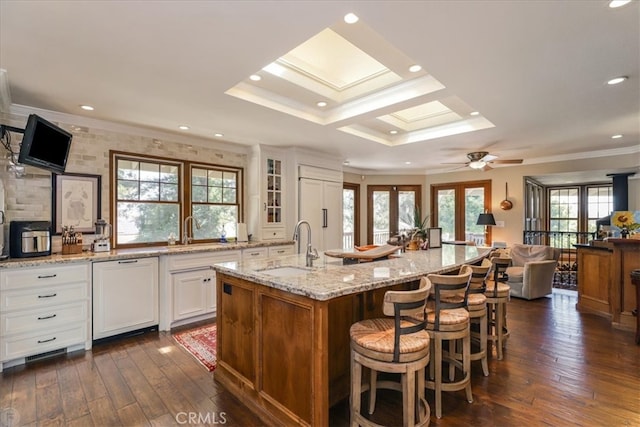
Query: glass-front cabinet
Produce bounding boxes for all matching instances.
[265,158,283,226]
[247,145,286,241]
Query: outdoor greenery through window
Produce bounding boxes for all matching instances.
[547,184,612,248]
[113,152,243,247]
[191,166,240,240]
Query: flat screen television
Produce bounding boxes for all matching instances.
[18,114,73,174]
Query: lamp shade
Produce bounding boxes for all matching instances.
[477,213,496,226]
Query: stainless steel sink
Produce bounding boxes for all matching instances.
[259,266,311,277]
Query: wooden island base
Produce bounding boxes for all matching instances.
[214,272,415,426]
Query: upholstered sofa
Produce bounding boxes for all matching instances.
[506,244,560,300]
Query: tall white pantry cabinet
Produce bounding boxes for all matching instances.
[298,165,343,252]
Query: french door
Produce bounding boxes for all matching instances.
[431,180,492,245]
[367,185,421,245]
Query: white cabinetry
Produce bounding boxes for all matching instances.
[248,145,287,242]
[268,245,295,257]
[92,257,159,340]
[163,250,240,330]
[0,263,91,371]
[299,166,343,252]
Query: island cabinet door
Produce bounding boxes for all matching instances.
[217,275,255,383]
[259,290,314,424]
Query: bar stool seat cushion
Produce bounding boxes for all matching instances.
[467,293,487,308]
[350,318,430,363]
[424,303,469,331]
[485,281,510,298]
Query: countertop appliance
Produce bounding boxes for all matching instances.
[9,220,51,258]
[92,219,112,252]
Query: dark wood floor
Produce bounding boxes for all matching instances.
[1,290,639,426]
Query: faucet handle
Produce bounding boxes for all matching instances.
[310,248,319,259]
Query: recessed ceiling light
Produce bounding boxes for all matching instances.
[316,101,327,107]
[249,74,261,81]
[611,134,623,139]
[80,105,94,111]
[344,13,359,24]
[214,133,224,137]
[179,125,190,130]
[470,111,480,116]
[409,65,422,73]
[343,160,350,165]
[607,76,628,85]
[389,130,398,135]
[609,0,632,8]
[405,161,412,165]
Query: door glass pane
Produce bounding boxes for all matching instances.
[343,189,355,249]
[373,191,390,245]
[465,187,485,245]
[398,191,416,234]
[437,189,455,241]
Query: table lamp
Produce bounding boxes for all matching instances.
[477,211,496,245]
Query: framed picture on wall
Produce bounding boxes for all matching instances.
[428,227,442,248]
[51,173,101,234]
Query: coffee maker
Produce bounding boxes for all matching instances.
[92,219,112,252]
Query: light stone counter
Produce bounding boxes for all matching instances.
[213,244,490,301]
[0,240,295,269]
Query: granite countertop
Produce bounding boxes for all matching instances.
[0,240,295,269]
[213,245,490,301]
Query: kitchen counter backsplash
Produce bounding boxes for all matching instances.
[0,240,295,269]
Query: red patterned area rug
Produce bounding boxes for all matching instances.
[173,324,217,372]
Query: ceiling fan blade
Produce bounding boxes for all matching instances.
[441,162,469,165]
[490,159,523,164]
[481,154,498,162]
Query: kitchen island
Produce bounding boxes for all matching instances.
[213,245,489,426]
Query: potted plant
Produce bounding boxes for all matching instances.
[408,207,429,250]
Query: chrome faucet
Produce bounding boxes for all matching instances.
[183,216,201,245]
[292,220,319,267]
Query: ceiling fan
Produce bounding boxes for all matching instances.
[445,151,523,171]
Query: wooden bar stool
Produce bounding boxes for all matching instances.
[485,256,511,360]
[423,265,473,419]
[350,283,432,427]
[467,258,491,376]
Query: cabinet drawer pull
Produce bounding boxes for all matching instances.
[118,260,139,264]
[249,252,260,256]
[37,314,57,320]
[37,337,57,344]
[38,293,57,299]
[37,274,57,279]
[276,250,285,254]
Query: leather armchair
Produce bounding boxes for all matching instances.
[506,244,560,300]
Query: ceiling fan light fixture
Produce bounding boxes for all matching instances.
[469,160,486,170]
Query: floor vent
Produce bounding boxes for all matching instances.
[25,348,66,363]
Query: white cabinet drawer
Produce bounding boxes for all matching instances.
[262,228,285,240]
[1,264,89,290]
[1,323,87,361]
[1,282,88,312]
[242,247,268,260]
[1,302,88,336]
[167,250,240,272]
[268,245,295,257]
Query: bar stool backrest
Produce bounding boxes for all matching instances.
[469,258,492,294]
[382,279,432,362]
[490,256,512,297]
[425,265,472,330]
